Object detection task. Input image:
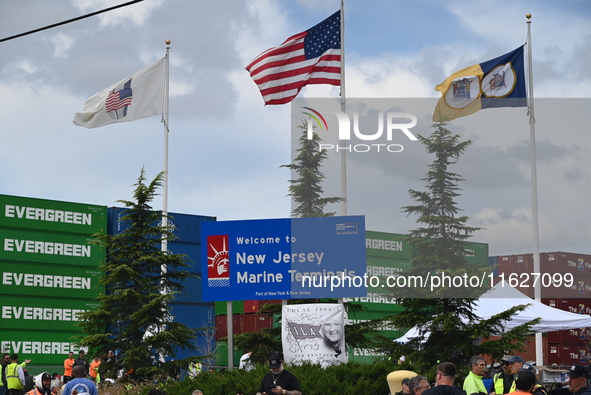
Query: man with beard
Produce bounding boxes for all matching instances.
[26,373,51,395]
[256,353,302,395]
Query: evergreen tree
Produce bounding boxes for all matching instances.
[282,120,344,217]
[381,121,538,374]
[77,169,198,382]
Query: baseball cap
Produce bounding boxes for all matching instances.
[268,353,282,369]
[569,364,590,379]
[506,356,524,363]
[521,363,535,372]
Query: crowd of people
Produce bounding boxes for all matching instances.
[394,355,591,395]
[4,351,591,395]
[0,350,115,395]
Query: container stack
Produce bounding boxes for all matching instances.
[0,194,107,369]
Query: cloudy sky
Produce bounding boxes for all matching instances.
[0,0,589,257]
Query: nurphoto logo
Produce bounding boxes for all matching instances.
[302,107,418,153]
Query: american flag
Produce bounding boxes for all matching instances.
[105,85,133,113]
[246,11,341,105]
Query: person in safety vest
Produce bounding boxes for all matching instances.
[26,373,51,395]
[1,354,11,395]
[464,355,490,395]
[6,354,26,395]
[492,356,524,395]
[188,361,202,378]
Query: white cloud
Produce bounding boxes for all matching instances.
[49,33,75,58]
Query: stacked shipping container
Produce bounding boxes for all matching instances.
[496,251,591,366]
[0,194,107,367]
[0,194,218,372]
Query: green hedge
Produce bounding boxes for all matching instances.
[152,361,394,395]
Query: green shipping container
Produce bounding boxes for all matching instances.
[1,295,100,332]
[0,330,82,366]
[0,227,104,266]
[215,300,244,315]
[0,261,103,299]
[365,231,413,260]
[0,195,106,235]
[463,241,489,267]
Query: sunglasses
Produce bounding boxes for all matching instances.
[503,362,514,366]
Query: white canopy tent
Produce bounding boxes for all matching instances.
[395,280,591,343]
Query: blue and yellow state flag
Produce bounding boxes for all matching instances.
[433,45,526,122]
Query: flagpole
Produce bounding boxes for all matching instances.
[339,0,347,217]
[338,0,346,307]
[526,13,543,367]
[162,40,170,252]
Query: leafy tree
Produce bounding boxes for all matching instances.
[281,120,344,217]
[379,121,538,374]
[77,169,199,382]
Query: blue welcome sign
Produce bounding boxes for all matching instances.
[201,216,366,301]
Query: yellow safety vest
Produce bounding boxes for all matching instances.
[493,372,516,395]
[6,363,23,390]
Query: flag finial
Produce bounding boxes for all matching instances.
[526,13,531,20]
[165,39,171,45]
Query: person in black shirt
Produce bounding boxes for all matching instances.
[72,351,89,375]
[421,362,465,395]
[567,365,591,395]
[257,353,302,395]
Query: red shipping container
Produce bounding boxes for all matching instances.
[513,254,535,275]
[543,299,591,315]
[518,335,538,363]
[498,255,514,275]
[258,314,273,329]
[243,313,273,333]
[546,344,561,366]
[215,314,246,339]
[542,252,591,277]
[243,313,257,333]
[547,344,591,366]
[543,277,591,299]
[547,329,589,344]
[233,314,244,335]
[216,315,227,340]
[243,300,260,313]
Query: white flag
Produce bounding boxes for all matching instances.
[73,57,165,128]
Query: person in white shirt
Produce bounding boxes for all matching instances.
[239,352,254,372]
